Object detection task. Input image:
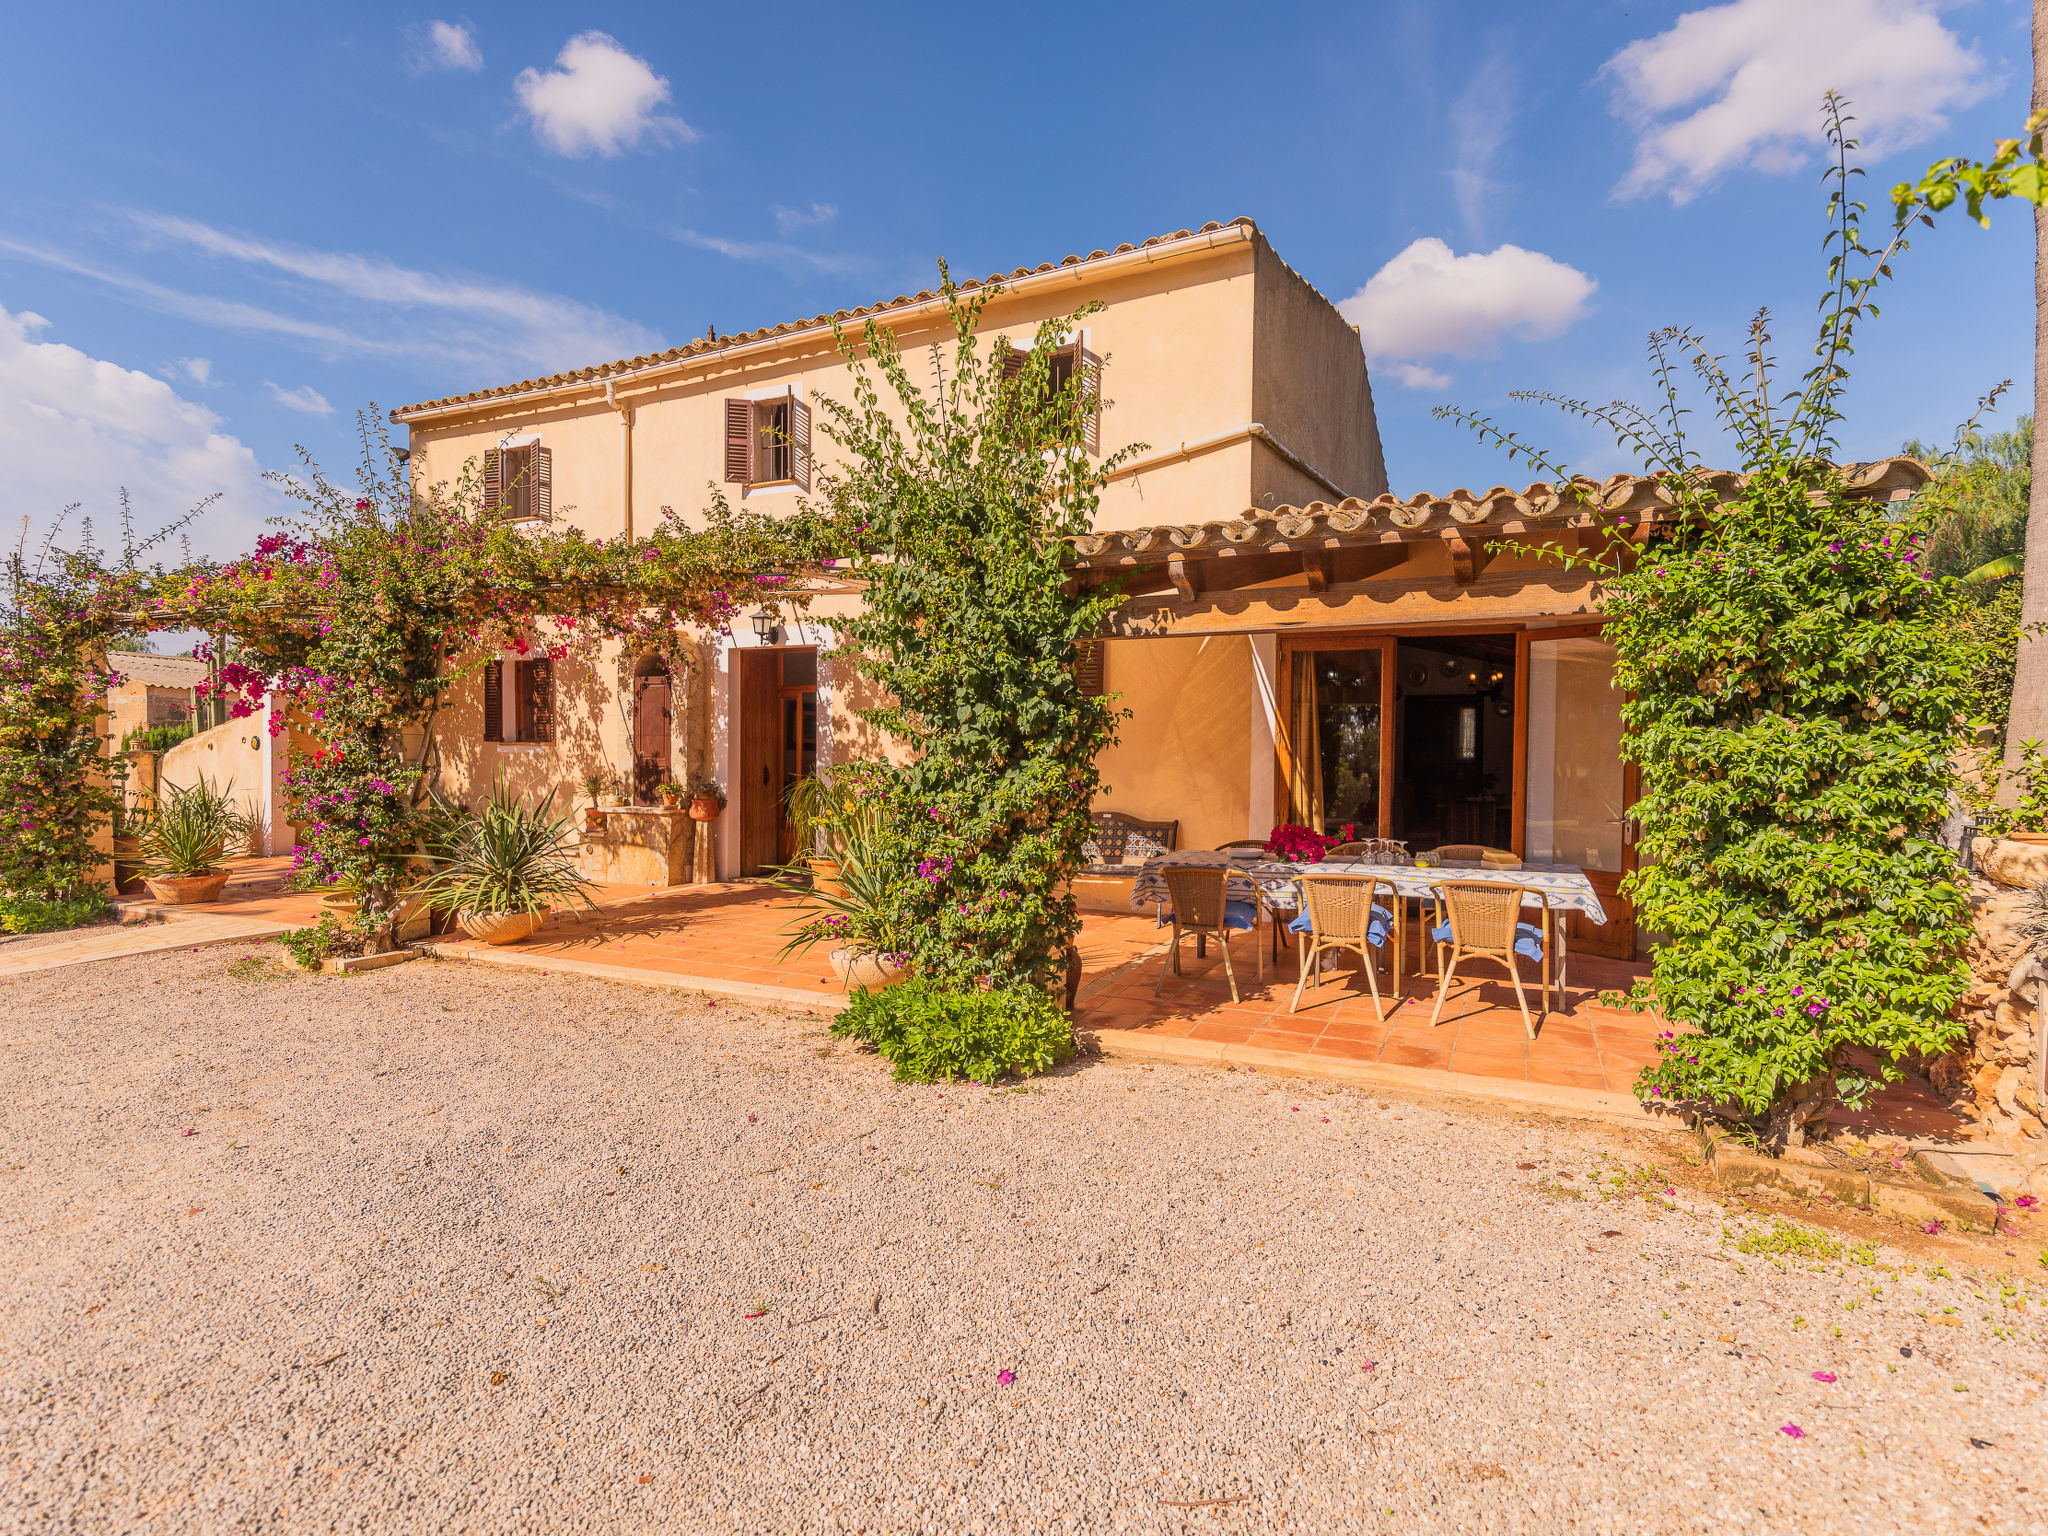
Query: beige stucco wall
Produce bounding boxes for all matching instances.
[1093,635,1255,855]
[1250,237,1387,509]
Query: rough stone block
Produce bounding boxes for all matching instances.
[1973,837,2048,891]
[1867,1177,1997,1232]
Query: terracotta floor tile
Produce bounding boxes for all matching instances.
[1243,1028,1326,1054]
[1379,1043,1453,1069]
[1527,1062,1610,1090]
[1185,1019,1258,1045]
[1307,1037,1388,1062]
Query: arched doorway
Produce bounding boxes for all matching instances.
[632,658,672,805]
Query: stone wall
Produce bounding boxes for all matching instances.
[1938,840,2048,1169]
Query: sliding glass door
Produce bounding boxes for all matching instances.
[1520,628,1634,957]
[1281,638,1395,838]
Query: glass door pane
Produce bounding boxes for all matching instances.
[1524,635,1625,871]
[1288,645,1386,837]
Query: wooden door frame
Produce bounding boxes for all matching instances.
[1275,634,1397,837]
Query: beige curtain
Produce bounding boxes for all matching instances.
[1288,653,1323,829]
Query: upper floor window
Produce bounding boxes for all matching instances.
[999,340,1101,455]
[483,442,552,522]
[724,389,812,491]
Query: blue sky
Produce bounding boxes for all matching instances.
[0,1,2034,558]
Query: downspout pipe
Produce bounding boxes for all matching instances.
[606,380,633,541]
[1103,422,1351,501]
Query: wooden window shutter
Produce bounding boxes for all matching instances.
[482,659,503,742]
[516,657,555,743]
[1076,639,1105,698]
[530,446,552,521]
[483,448,503,516]
[790,393,811,492]
[724,398,754,483]
[999,344,1028,384]
[1078,346,1102,456]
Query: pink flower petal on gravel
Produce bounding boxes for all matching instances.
[1361,1360,1376,1372]
[1780,1424,1805,1438]
[180,1129,196,1137]
[997,1369,1015,1385]
[1812,1371,1836,1383]
[747,1114,757,1123]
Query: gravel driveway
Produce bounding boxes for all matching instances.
[2,943,2042,1534]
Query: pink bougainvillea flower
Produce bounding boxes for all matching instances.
[1360,1360,1376,1372]
[179,1128,196,1137]
[1922,1221,1944,1235]
[1811,1371,1836,1383]
[1291,1106,1300,1112]
[2015,1195,2039,1210]
[747,1114,758,1124]
[1780,1424,1805,1438]
[997,1369,1015,1385]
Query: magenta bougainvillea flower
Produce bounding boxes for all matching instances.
[1811,1371,1836,1384]
[1780,1424,1805,1438]
[997,1369,1015,1386]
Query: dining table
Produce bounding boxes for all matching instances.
[1126,852,1607,992]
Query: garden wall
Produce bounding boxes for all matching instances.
[1939,838,2048,1165]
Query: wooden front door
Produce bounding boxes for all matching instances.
[633,671,671,805]
[738,649,782,874]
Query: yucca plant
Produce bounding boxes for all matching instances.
[141,775,249,877]
[418,779,595,917]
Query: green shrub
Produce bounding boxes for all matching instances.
[831,978,1075,1083]
[122,721,196,753]
[276,913,362,972]
[0,889,111,934]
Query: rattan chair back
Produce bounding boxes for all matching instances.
[1299,875,1384,943]
[1434,880,1527,951]
[1161,866,1230,931]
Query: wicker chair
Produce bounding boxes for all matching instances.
[1426,844,1520,867]
[1425,880,1550,1037]
[1288,875,1396,1017]
[1155,866,1262,1003]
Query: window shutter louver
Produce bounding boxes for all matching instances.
[483,659,503,742]
[483,449,503,517]
[790,394,811,491]
[1078,346,1103,456]
[531,446,552,521]
[1076,639,1105,698]
[528,657,555,742]
[724,398,753,483]
[1000,345,1029,384]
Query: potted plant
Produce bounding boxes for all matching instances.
[581,770,609,833]
[419,778,597,944]
[770,797,908,991]
[112,800,153,896]
[140,775,249,905]
[686,770,726,821]
[656,776,685,809]
[783,764,884,897]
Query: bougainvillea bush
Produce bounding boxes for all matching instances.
[1439,99,1979,1148]
[815,274,1132,1008]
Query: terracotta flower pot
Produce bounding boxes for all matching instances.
[659,790,681,808]
[808,857,846,898]
[458,908,550,945]
[689,794,722,822]
[583,808,608,833]
[830,946,909,993]
[145,872,229,906]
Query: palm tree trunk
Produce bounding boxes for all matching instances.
[2006,0,2048,763]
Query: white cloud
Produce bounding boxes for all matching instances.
[265,382,333,416]
[515,32,695,157]
[406,20,483,74]
[0,304,276,561]
[1389,362,1453,392]
[1339,238,1597,368]
[771,202,838,236]
[673,227,866,279]
[175,356,211,384]
[1448,39,1516,243]
[1603,0,1990,203]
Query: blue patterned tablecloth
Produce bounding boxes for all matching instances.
[1128,854,1607,924]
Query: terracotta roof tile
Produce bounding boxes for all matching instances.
[391,219,1259,419]
[1066,458,1931,565]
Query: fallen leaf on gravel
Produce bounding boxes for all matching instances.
[490,1372,507,1386]
[534,1318,547,1328]
[637,1475,653,1485]
[186,1207,201,1216]
[1600,1230,1623,1237]
[1718,1334,1735,1343]
[1516,1162,1536,1170]
[641,1264,665,1272]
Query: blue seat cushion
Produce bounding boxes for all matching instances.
[1162,898,1259,931]
[1290,903,1394,947]
[1432,919,1545,963]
